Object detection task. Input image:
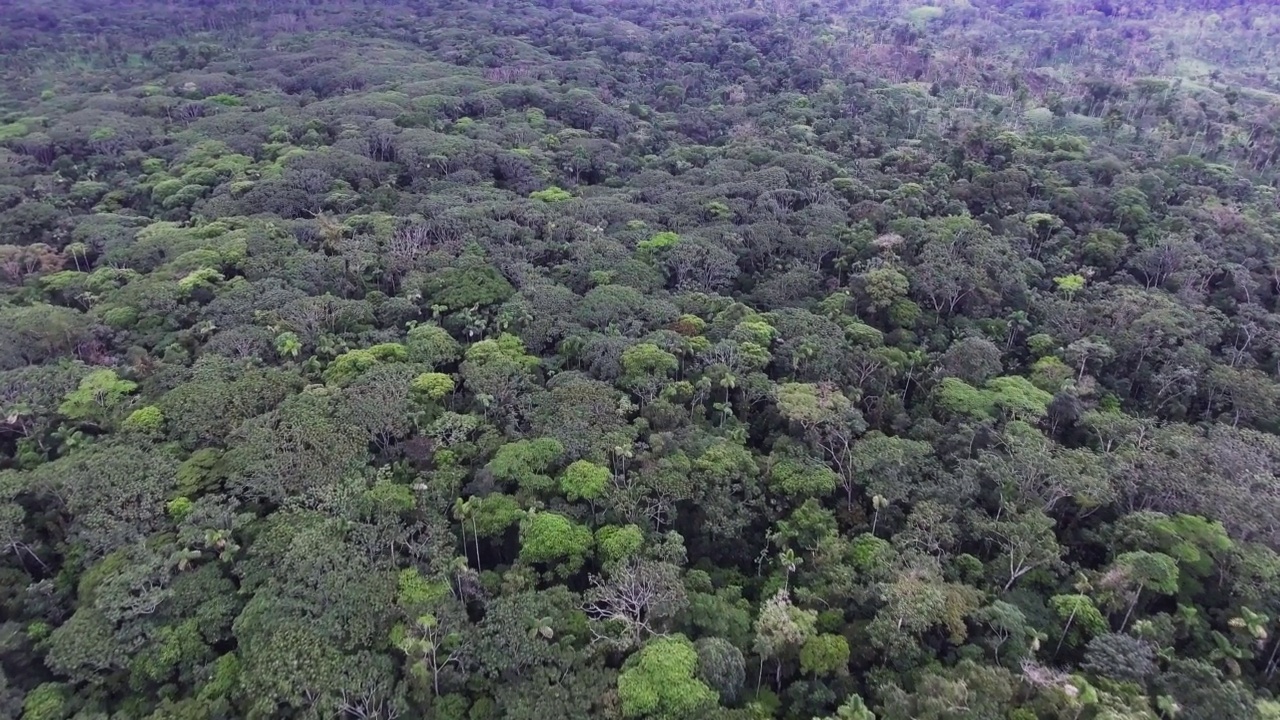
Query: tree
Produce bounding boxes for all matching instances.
[412,371,455,402]
[339,363,418,455]
[585,559,687,649]
[816,694,876,720]
[561,459,610,502]
[58,368,137,426]
[324,342,409,386]
[519,511,594,573]
[461,333,540,430]
[695,637,746,705]
[849,432,935,506]
[860,267,910,312]
[621,342,679,405]
[971,600,1039,665]
[532,374,634,461]
[1102,551,1180,631]
[1081,634,1157,683]
[398,608,469,697]
[798,634,849,677]
[753,589,817,690]
[221,390,367,505]
[767,454,838,500]
[617,636,717,720]
[774,382,867,506]
[597,524,645,564]
[869,558,983,652]
[1050,594,1108,654]
[490,438,565,495]
[1154,658,1259,720]
[0,303,92,371]
[980,508,1064,591]
[936,336,1003,385]
[406,323,462,367]
[471,493,524,538]
[21,683,70,720]
[33,439,177,556]
[475,586,581,680]
[877,660,1016,720]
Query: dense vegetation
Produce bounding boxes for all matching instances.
[3,0,1280,718]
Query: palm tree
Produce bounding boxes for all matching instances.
[871,494,890,536]
[527,615,555,640]
[452,497,481,571]
[172,548,202,572]
[558,335,588,370]
[778,547,803,589]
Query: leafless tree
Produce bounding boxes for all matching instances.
[584,559,687,649]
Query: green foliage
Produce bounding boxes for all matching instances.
[423,261,514,312]
[818,694,875,720]
[519,512,593,571]
[471,493,524,537]
[597,524,645,564]
[175,448,222,497]
[1029,356,1071,393]
[849,534,896,575]
[1113,512,1230,581]
[768,456,838,499]
[621,342,679,393]
[21,682,69,720]
[530,186,572,203]
[412,372,456,401]
[407,324,462,367]
[863,267,910,311]
[122,405,165,434]
[561,459,610,501]
[464,333,539,370]
[694,637,745,704]
[935,376,1053,422]
[4,3,1280,718]
[489,438,564,493]
[906,5,945,27]
[58,369,137,423]
[1054,273,1086,296]
[638,231,680,254]
[274,331,301,358]
[1050,594,1107,647]
[799,634,850,677]
[398,568,450,610]
[1082,633,1158,683]
[166,496,194,521]
[364,478,415,514]
[206,93,243,106]
[1110,550,1180,596]
[177,266,224,294]
[774,382,853,427]
[617,636,717,720]
[323,342,408,385]
[0,121,30,140]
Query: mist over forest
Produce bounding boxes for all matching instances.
[2,0,1280,718]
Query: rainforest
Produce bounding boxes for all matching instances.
[1,0,1280,718]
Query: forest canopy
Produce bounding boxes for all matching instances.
[2,0,1280,718]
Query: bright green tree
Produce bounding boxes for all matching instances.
[617,635,717,720]
[519,512,593,573]
[489,438,565,494]
[561,459,610,502]
[58,369,137,424]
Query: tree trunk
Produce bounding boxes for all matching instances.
[1054,606,1077,659]
[1120,584,1144,632]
